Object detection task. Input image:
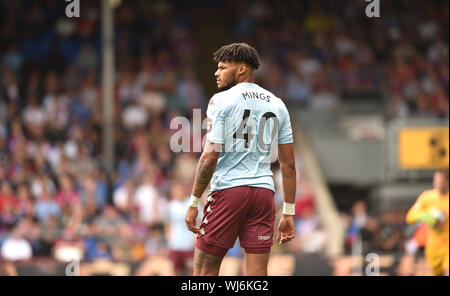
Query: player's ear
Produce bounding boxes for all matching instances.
[238,63,247,75]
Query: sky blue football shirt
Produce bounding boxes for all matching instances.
[206,82,294,192]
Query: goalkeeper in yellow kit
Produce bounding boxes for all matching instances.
[406,169,449,276]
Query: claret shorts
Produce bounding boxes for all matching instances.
[196,185,275,257]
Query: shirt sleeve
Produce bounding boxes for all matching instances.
[206,95,227,144]
[278,105,294,144]
[406,192,429,224]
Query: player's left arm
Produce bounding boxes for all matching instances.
[185,140,221,234]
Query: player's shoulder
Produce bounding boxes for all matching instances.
[256,85,288,109]
[269,93,290,118]
[209,88,235,104]
[419,189,438,200]
[273,94,289,110]
[208,86,242,109]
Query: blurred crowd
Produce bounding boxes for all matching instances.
[0,0,448,275]
[228,0,449,117]
[1,0,206,273]
[337,199,434,276]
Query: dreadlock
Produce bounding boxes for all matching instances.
[212,43,260,70]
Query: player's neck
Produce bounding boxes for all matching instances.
[236,75,254,85]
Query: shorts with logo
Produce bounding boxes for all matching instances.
[196,185,275,257]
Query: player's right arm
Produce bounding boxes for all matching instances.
[407,191,446,229]
[406,193,428,224]
[277,142,296,245]
[406,192,436,226]
[185,95,224,234]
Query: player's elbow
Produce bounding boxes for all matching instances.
[405,211,416,224]
[200,151,219,165]
[406,202,423,224]
[201,141,221,163]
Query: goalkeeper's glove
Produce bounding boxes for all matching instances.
[418,210,445,229]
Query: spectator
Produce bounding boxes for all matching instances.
[39,215,63,256]
[42,72,70,133]
[113,179,134,214]
[75,42,98,74]
[1,227,32,261]
[0,181,17,215]
[34,188,61,224]
[110,224,141,262]
[133,170,162,226]
[87,240,113,262]
[30,173,56,200]
[15,183,34,218]
[145,224,168,258]
[2,42,23,72]
[17,216,42,256]
[344,201,378,254]
[2,68,20,102]
[176,67,205,111]
[53,227,85,262]
[372,211,406,253]
[287,200,326,254]
[79,175,101,212]
[122,103,149,130]
[54,175,80,207]
[22,95,46,138]
[139,82,167,117]
[92,206,126,246]
[286,69,312,105]
[166,184,196,275]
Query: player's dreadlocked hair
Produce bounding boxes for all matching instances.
[213,43,260,70]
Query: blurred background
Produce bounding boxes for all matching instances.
[0,0,448,276]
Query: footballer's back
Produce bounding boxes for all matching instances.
[206,82,293,193]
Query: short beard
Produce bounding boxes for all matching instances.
[218,74,237,92]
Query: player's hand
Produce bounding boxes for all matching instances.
[418,210,446,229]
[418,212,437,228]
[277,214,295,245]
[185,206,201,234]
